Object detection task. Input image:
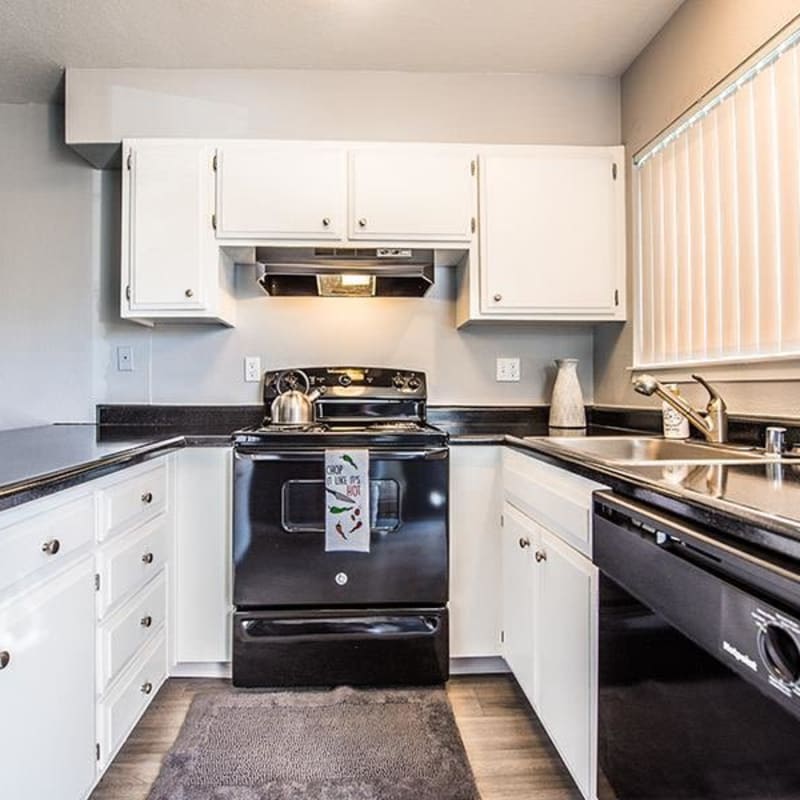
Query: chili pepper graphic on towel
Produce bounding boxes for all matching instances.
[329,506,350,515]
[341,454,358,470]
[335,522,347,540]
[349,520,363,534]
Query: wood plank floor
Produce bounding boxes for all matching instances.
[91,674,581,800]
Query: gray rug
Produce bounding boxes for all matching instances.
[147,686,481,800]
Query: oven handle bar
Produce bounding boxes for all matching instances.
[594,491,800,585]
[235,447,449,462]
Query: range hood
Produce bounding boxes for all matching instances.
[254,248,434,298]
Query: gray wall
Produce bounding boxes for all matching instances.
[2,69,622,428]
[594,0,800,416]
[0,103,115,429]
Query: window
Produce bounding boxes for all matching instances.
[634,27,800,368]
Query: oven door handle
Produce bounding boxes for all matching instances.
[235,447,449,461]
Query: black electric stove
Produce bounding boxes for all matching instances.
[231,366,450,688]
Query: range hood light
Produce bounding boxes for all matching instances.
[316,273,377,297]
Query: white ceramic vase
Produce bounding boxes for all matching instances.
[549,358,586,429]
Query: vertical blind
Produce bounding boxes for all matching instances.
[634,28,800,368]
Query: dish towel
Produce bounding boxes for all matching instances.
[325,449,370,553]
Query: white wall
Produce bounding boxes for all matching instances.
[0,103,114,429]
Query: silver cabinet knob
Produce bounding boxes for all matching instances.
[322,217,331,228]
[185,289,194,298]
[140,681,153,695]
[358,218,367,228]
[140,615,153,628]
[41,538,60,555]
[141,492,153,504]
[141,552,154,565]
[518,537,530,549]
[535,550,547,563]
[493,294,502,302]
[0,651,10,670]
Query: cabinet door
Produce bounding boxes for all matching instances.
[125,142,213,311]
[0,558,96,800]
[535,526,597,799]
[173,448,232,663]
[480,147,624,316]
[349,149,475,241]
[216,143,346,240]
[449,446,502,658]
[501,502,537,703]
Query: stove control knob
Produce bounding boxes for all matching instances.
[407,377,422,391]
[339,374,352,387]
[393,375,406,388]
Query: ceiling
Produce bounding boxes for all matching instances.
[0,0,684,104]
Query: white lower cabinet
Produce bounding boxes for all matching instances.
[0,556,97,800]
[173,447,232,666]
[448,445,502,660]
[502,448,604,800]
[501,503,536,698]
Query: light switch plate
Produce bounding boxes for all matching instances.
[244,356,261,383]
[496,357,521,382]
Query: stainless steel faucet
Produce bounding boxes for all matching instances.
[632,373,729,444]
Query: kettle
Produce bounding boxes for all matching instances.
[270,369,325,425]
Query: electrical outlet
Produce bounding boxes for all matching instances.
[496,357,521,382]
[116,345,134,372]
[244,356,261,383]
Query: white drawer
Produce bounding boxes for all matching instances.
[101,462,167,540]
[503,448,606,557]
[97,632,167,767]
[0,494,95,595]
[97,517,168,617]
[97,571,166,693]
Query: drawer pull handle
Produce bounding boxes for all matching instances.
[518,537,530,549]
[322,217,331,227]
[141,552,154,565]
[140,681,153,695]
[0,651,10,670]
[358,217,367,228]
[141,492,153,504]
[41,538,61,556]
[140,615,153,628]
[535,550,547,563]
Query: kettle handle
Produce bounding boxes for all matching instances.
[276,369,311,395]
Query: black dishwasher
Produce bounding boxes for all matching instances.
[593,492,800,800]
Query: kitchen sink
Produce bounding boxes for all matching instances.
[524,436,791,465]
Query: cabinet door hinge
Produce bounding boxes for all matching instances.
[211,213,217,231]
[94,573,101,591]
[126,150,132,171]
[614,289,620,307]
[500,630,505,644]
[612,162,618,180]
[500,513,504,527]
[470,217,476,234]
[212,153,218,172]
[125,285,131,302]
[96,743,101,761]
[470,159,476,177]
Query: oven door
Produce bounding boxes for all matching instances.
[233,446,449,608]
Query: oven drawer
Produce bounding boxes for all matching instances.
[233,607,449,687]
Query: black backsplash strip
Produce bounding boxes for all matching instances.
[427,405,550,438]
[97,404,264,432]
[587,406,662,434]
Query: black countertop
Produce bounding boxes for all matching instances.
[3,405,800,563]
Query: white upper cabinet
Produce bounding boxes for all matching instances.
[349,148,476,242]
[121,140,235,326]
[457,145,625,325]
[215,143,347,241]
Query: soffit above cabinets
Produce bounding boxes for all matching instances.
[4,0,684,104]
